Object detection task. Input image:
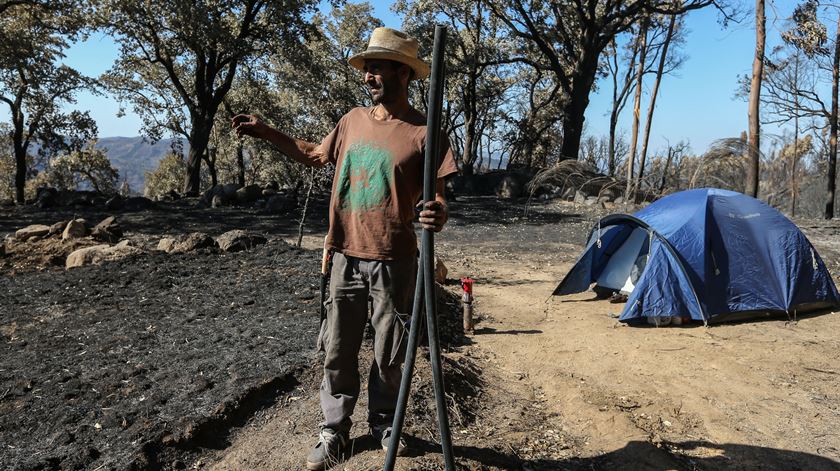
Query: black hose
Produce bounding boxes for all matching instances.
[384,24,454,471]
[383,260,423,469]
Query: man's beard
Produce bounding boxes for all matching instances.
[370,77,398,105]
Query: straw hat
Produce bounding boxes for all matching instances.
[348,27,430,80]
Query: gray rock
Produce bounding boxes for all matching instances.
[600,188,617,200]
[496,176,523,199]
[92,216,123,243]
[49,221,68,236]
[66,241,141,269]
[15,224,50,241]
[158,232,215,254]
[265,195,297,213]
[614,196,625,205]
[574,191,587,204]
[235,184,262,204]
[584,196,599,206]
[221,183,242,196]
[201,185,225,205]
[435,256,448,284]
[157,237,177,253]
[62,219,89,240]
[216,230,267,253]
[211,194,226,208]
[66,244,111,268]
[597,195,611,204]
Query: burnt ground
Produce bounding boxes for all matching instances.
[2,195,840,470]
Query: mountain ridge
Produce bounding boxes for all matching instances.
[96,136,189,194]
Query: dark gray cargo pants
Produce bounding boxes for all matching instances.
[317,252,416,432]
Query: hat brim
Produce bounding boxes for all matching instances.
[348,50,430,80]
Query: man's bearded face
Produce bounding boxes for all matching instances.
[363,60,405,105]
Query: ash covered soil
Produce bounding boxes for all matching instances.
[1,239,325,470]
[2,196,840,471]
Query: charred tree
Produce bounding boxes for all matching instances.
[746,0,766,198]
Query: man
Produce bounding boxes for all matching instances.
[232,27,457,470]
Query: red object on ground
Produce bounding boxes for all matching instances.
[460,277,474,296]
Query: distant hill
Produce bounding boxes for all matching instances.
[96,137,189,194]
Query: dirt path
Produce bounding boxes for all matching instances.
[440,235,840,470]
[204,201,840,470]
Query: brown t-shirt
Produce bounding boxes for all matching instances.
[318,106,458,260]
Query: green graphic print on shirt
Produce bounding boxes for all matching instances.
[336,141,394,213]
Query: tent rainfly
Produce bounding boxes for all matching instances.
[554,188,840,325]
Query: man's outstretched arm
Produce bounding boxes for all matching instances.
[232,114,327,168]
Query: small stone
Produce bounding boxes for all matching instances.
[211,194,226,208]
[66,242,141,269]
[158,233,215,254]
[49,221,68,236]
[157,238,177,253]
[66,245,111,268]
[435,256,448,284]
[235,184,262,204]
[92,216,123,243]
[216,230,267,252]
[62,219,88,240]
[15,224,50,241]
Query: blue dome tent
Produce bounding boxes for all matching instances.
[554,188,840,325]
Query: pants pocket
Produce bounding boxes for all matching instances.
[316,299,331,353]
[388,309,411,366]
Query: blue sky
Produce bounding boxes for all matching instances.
[2,1,807,157]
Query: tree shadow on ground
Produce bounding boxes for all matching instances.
[408,438,840,470]
[473,327,543,335]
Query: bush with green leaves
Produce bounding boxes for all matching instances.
[144,153,187,198]
[22,147,119,197]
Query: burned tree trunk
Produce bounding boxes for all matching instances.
[625,18,649,201]
[825,13,839,219]
[638,13,677,188]
[746,0,765,198]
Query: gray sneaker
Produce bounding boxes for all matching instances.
[372,425,408,456]
[305,427,348,470]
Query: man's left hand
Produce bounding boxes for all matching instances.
[417,200,448,232]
